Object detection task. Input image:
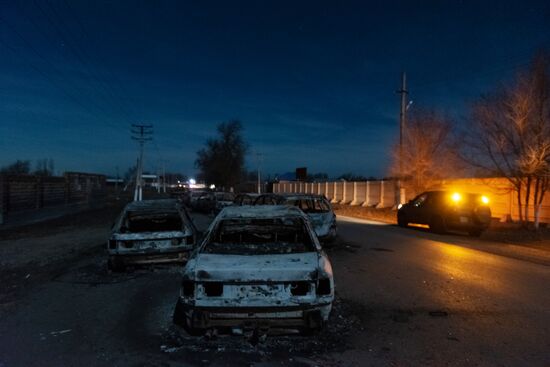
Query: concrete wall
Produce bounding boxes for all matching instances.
[0,172,106,225]
[273,177,550,224]
[275,180,397,208]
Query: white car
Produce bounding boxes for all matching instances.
[281,194,337,242]
[173,205,334,335]
[254,194,337,242]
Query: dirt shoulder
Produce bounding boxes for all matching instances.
[0,200,128,312]
[333,204,550,258]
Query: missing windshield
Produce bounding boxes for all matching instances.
[202,217,315,255]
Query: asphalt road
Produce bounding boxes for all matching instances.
[0,212,549,366]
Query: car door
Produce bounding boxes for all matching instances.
[407,193,429,224]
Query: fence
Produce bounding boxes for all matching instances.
[0,172,106,225]
[273,177,550,224]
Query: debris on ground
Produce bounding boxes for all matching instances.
[160,295,363,362]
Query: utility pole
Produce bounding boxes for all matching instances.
[131,124,153,201]
[255,152,263,194]
[115,166,119,199]
[162,161,166,193]
[156,166,161,193]
[397,72,408,205]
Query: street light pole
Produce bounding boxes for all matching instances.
[397,72,408,204]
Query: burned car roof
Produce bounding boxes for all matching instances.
[124,199,181,212]
[218,205,307,219]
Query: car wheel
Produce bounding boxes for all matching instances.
[326,226,337,242]
[173,301,205,336]
[469,229,483,237]
[172,299,186,328]
[299,321,325,336]
[397,212,408,227]
[107,257,125,272]
[430,215,447,234]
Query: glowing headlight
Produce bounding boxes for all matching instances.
[451,193,462,202]
[481,196,489,204]
[397,203,403,209]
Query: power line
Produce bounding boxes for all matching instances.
[0,19,126,135]
[26,0,134,123]
[60,0,138,118]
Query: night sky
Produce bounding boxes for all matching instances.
[1,1,549,178]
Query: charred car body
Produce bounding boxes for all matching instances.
[214,192,235,213]
[107,199,198,271]
[397,190,492,236]
[233,193,260,206]
[173,205,334,335]
[254,194,337,242]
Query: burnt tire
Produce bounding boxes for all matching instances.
[322,226,337,246]
[172,299,186,328]
[430,215,447,234]
[107,257,125,272]
[173,300,205,336]
[397,212,408,227]
[469,229,483,237]
[300,311,325,335]
[299,321,325,336]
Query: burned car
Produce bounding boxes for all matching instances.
[107,199,198,271]
[233,193,260,206]
[281,194,337,242]
[191,191,217,213]
[173,205,334,335]
[254,194,337,242]
[214,192,235,213]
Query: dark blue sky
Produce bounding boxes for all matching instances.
[1,1,549,178]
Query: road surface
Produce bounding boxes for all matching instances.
[0,212,548,366]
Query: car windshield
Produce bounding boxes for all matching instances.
[216,193,235,201]
[283,198,330,213]
[202,217,315,255]
[122,211,183,233]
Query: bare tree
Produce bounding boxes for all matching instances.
[34,158,55,176]
[464,54,550,228]
[0,160,31,175]
[195,120,248,190]
[390,109,461,196]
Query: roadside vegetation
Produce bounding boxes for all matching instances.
[389,52,550,230]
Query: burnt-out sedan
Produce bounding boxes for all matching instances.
[254,194,337,242]
[173,205,334,335]
[107,199,198,271]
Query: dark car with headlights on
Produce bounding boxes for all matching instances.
[397,190,491,236]
[107,199,198,271]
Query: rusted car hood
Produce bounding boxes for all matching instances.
[112,231,188,241]
[192,253,319,282]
